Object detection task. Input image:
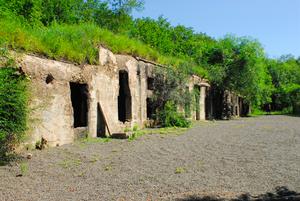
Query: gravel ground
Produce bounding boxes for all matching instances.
[0,115,299,201]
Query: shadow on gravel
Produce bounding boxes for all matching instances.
[176,186,300,201]
[286,114,300,118]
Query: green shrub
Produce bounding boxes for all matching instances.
[0,66,29,160]
[158,101,191,128]
[292,89,300,115]
[150,67,193,128]
[132,124,139,131]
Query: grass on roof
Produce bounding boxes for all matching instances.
[0,14,207,77]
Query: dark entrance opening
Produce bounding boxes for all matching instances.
[118,71,132,123]
[184,86,191,118]
[209,85,224,119]
[240,98,250,117]
[205,87,213,120]
[147,98,155,119]
[70,83,88,128]
[194,85,200,120]
[97,103,106,137]
[147,77,154,90]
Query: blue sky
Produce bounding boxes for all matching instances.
[132,0,300,58]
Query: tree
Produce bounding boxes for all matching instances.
[0,0,43,24]
[149,66,191,127]
[267,56,300,113]
[110,0,144,14]
[201,35,273,109]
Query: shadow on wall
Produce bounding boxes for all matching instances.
[176,186,300,201]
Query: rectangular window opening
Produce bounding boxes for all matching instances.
[147,98,155,120]
[70,82,88,128]
[118,71,132,123]
[147,77,154,90]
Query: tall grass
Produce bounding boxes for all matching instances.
[0,14,207,76]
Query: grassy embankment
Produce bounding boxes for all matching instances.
[0,14,207,76]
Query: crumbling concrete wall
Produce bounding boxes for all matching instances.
[224,91,244,118]
[188,75,210,121]
[20,47,154,146]
[204,87,248,120]
[19,47,209,147]
[22,55,86,146]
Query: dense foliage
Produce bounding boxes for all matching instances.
[158,101,191,128]
[0,0,143,32]
[0,48,29,159]
[267,56,300,113]
[200,36,274,106]
[149,66,192,127]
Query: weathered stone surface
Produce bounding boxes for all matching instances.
[188,75,210,121]
[19,48,155,146]
[19,47,210,147]
[99,46,117,66]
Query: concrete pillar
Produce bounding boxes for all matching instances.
[200,86,206,120]
[236,96,240,116]
[88,86,97,138]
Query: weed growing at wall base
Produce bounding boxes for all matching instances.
[158,101,191,128]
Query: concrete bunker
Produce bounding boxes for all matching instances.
[70,82,88,128]
[118,70,132,123]
[20,47,211,147]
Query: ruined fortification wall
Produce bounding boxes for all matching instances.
[18,47,210,147]
[20,47,154,146]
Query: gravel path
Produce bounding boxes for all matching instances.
[0,115,299,201]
